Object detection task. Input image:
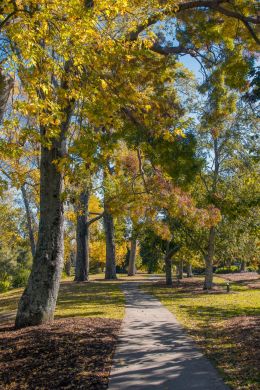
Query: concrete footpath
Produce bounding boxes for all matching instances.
[109,282,229,390]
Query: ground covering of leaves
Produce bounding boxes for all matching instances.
[0,278,125,389]
[0,318,121,389]
[144,273,260,390]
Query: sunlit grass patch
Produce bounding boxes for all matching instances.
[143,277,260,389]
[56,281,124,319]
[0,277,125,321]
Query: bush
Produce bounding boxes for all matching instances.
[12,267,30,288]
[215,265,239,274]
[246,265,257,272]
[0,272,12,292]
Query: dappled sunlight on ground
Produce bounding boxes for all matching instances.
[144,275,260,389]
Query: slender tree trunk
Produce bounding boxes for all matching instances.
[64,256,71,276]
[128,238,137,276]
[165,256,173,286]
[187,263,193,277]
[21,184,36,258]
[203,226,216,290]
[240,260,246,272]
[203,137,219,291]
[15,104,72,329]
[74,191,90,282]
[177,260,183,279]
[104,204,117,280]
[164,242,173,286]
[0,71,13,124]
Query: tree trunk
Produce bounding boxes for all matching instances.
[203,226,216,290]
[21,184,36,258]
[187,263,193,277]
[128,238,137,276]
[64,256,71,276]
[74,191,90,282]
[240,260,246,272]
[165,256,173,286]
[103,205,117,280]
[0,71,13,124]
[164,241,173,286]
[15,104,72,329]
[177,260,183,279]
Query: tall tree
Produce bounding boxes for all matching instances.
[0,0,257,328]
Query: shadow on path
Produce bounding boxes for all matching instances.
[109,282,229,390]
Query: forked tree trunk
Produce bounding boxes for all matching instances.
[187,263,193,277]
[15,105,72,329]
[21,184,36,258]
[128,238,137,276]
[203,226,216,290]
[74,191,90,282]
[104,205,117,280]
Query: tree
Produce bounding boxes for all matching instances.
[0,0,257,327]
[0,69,13,124]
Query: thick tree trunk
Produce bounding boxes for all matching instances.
[74,191,90,282]
[21,184,36,258]
[203,226,216,290]
[128,238,137,276]
[15,103,72,329]
[187,263,193,277]
[104,205,117,280]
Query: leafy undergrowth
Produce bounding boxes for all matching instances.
[144,275,260,390]
[0,279,125,389]
[0,318,120,389]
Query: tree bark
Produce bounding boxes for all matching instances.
[128,238,137,276]
[203,226,216,290]
[165,255,173,286]
[103,205,117,280]
[164,242,173,286]
[74,191,90,282]
[64,255,71,276]
[21,184,36,258]
[15,103,72,329]
[240,260,246,272]
[0,71,13,124]
[177,260,183,279]
[203,137,219,290]
[187,263,193,277]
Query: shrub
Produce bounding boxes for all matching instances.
[215,265,239,274]
[246,265,257,272]
[0,272,12,292]
[12,267,30,288]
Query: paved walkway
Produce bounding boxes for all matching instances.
[109,282,229,390]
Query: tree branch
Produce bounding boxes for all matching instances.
[127,0,259,45]
[88,212,104,226]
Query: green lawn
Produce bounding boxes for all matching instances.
[143,276,260,390]
[0,278,125,321]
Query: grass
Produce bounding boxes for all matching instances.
[143,275,260,390]
[0,275,125,321]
